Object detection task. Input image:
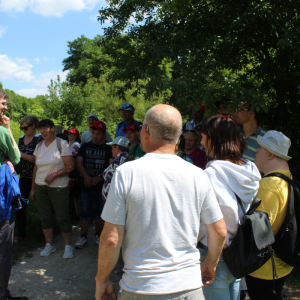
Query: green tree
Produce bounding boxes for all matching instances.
[97,0,300,164]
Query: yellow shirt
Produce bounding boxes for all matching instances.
[250,169,294,279]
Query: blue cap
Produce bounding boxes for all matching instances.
[119,104,135,111]
[107,136,130,147]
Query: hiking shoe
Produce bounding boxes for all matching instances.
[40,243,56,257]
[63,245,73,259]
[75,236,87,249]
[95,235,100,245]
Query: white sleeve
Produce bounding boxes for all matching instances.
[200,174,223,224]
[101,169,126,225]
[61,140,72,156]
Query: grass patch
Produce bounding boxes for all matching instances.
[287,267,300,289]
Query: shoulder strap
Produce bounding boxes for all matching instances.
[56,137,62,154]
[117,121,125,131]
[235,194,246,216]
[264,172,292,183]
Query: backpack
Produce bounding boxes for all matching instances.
[264,172,300,267]
[223,195,275,279]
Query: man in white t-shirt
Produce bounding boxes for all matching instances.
[95,104,227,300]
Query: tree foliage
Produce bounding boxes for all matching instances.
[97,0,300,164]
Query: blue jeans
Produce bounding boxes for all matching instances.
[199,247,240,300]
[80,188,104,221]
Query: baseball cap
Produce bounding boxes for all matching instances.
[123,123,140,132]
[193,102,205,112]
[90,121,106,131]
[64,128,79,137]
[107,136,130,148]
[119,104,135,111]
[87,113,99,120]
[257,130,292,161]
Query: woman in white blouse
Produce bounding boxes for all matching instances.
[31,119,74,259]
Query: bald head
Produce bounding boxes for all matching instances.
[144,104,182,144]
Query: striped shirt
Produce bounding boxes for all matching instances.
[240,125,266,162]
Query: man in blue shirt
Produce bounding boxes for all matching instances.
[115,104,141,137]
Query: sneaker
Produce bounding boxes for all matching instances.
[95,235,100,245]
[75,236,87,249]
[40,243,56,257]
[63,245,73,259]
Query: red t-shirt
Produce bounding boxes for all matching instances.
[188,148,207,169]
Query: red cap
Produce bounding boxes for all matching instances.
[193,102,205,111]
[64,128,79,137]
[91,121,106,131]
[123,123,140,132]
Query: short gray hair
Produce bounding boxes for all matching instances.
[144,104,182,143]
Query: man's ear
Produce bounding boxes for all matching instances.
[268,152,275,160]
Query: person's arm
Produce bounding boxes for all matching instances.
[95,222,124,300]
[21,152,36,163]
[201,219,227,286]
[31,158,37,201]
[0,115,20,157]
[45,155,74,185]
[76,156,92,188]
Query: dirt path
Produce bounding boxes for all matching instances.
[9,222,122,300]
[8,222,300,300]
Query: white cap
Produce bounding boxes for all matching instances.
[87,113,99,120]
[257,130,292,161]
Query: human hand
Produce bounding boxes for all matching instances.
[45,172,57,185]
[30,189,36,202]
[84,176,93,188]
[201,259,217,287]
[95,278,116,300]
[3,160,15,173]
[91,176,102,186]
[0,114,10,129]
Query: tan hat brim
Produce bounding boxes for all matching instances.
[257,136,292,161]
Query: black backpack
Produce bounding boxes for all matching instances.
[264,172,300,267]
[223,196,275,279]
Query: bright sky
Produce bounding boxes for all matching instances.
[0,0,108,98]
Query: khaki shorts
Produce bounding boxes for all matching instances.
[118,288,204,300]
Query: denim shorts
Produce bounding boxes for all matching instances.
[79,188,104,221]
[199,246,240,300]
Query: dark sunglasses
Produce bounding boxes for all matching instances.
[122,104,131,108]
[183,129,197,134]
[20,124,33,131]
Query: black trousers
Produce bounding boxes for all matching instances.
[14,178,32,238]
[246,274,289,300]
[0,214,14,300]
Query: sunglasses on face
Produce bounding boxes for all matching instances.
[20,124,33,131]
[183,129,197,134]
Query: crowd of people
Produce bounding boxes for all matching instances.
[0,88,295,300]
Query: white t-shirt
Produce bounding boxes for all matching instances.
[81,129,113,144]
[102,153,223,295]
[33,138,72,188]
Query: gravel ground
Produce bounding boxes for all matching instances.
[8,222,122,300]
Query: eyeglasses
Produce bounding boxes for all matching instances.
[0,102,7,107]
[20,124,33,131]
[239,108,249,111]
[140,124,150,135]
[122,104,131,108]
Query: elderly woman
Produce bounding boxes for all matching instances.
[31,119,74,259]
[198,114,261,300]
[14,115,42,243]
[183,130,206,169]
